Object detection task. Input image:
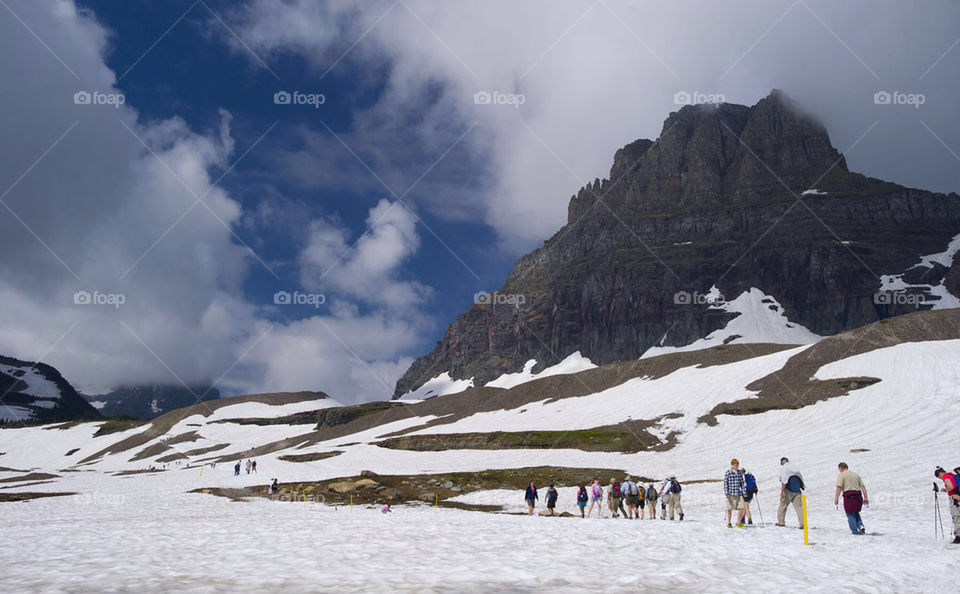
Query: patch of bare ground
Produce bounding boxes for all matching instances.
[0,491,75,502]
[193,467,647,508]
[157,443,229,464]
[376,418,681,453]
[277,451,343,463]
[129,431,202,462]
[699,309,960,425]
[0,472,59,483]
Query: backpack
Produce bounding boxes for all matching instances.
[626,481,639,496]
[612,484,621,498]
[646,486,658,501]
[670,479,682,494]
[745,473,757,494]
[944,473,960,496]
[786,474,804,493]
[578,488,588,503]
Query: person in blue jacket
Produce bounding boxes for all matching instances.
[524,480,538,515]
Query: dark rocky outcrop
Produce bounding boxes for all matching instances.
[395,90,960,396]
[0,355,101,424]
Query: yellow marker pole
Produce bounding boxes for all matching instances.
[199,464,203,478]
[802,495,809,545]
[303,489,306,506]
[435,492,438,519]
[350,494,353,510]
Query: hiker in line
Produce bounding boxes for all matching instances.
[586,477,604,518]
[268,478,279,500]
[606,478,623,518]
[724,459,746,528]
[645,483,658,519]
[251,460,257,473]
[740,468,756,525]
[545,484,558,516]
[776,457,804,529]
[934,467,960,544]
[834,462,868,535]
[622,476,640,519]
[659,476,684,521]
[234,461,241,476]
[245,460,252,474]
[637,479,646,519]
[524,481,538,515]
[577,485,589,518]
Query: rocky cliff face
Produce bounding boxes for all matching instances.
[84,384,221,420]
[394,90,960,397]
[0,355,101,424]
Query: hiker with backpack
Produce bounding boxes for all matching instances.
[607,478,623,518]
[645,483,659,519]
[524,481,538,515]
[740,468,756,525]
[622,476,640,519]
[724,459,747,528]
[934,466,960,544]
[835,462,868,535]
[545,484,559,516]
[586,477,604,518]
[576,485,589,518]
[637,478,646,519]
[776,457,805,529]
[659,476,684,521]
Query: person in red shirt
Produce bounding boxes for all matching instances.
[935,466,960,544]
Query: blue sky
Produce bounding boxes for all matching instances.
[0,1,957,404]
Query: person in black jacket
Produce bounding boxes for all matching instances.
[524,481,538,515]
[545,484,559,515]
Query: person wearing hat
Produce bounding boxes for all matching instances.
[776,457,804,528]
[658,475,684,521]
[606,477,623,518]
[622,475,640,519]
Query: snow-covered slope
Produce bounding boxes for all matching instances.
[484,351,597,389]
[0,355,100,423]
[642,287,821,358]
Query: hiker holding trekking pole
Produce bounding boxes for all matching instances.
[934,466,960,544]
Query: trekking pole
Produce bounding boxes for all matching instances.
[755,494,765,526]
[933,482,944,539]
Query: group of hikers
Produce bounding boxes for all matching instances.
[521,459,960,543]
[234,459,257,476]
[524,474,684,520]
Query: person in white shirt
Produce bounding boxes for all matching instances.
[776,457,804,528]
[658,476,684,521]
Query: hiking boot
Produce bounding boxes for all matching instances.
[798,526,805,530]
[736,523,746,528]
[952,536,960,544]
[727,523,733,528]
[679,513,684,521]
[747,519,753,525]
[857,526,865,535]
[774,523,785,527]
